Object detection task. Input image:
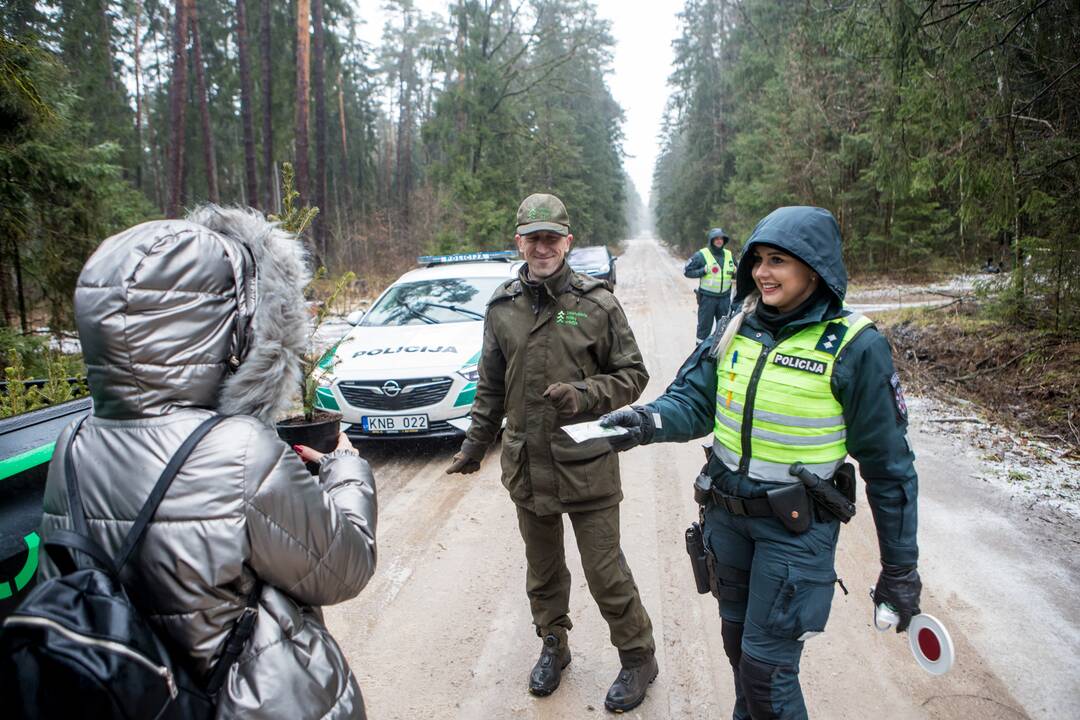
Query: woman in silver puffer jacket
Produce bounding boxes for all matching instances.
[37,206,376,719]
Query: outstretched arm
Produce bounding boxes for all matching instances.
[601,336,718,448]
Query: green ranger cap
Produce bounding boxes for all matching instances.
[516,193,570,236]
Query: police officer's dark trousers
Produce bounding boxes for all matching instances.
[696,291,731,341]
[703,502,840,719]
[516,504,656,666]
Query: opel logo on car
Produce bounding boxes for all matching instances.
[382,380,402,397]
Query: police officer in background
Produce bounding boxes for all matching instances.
[601,206,923,719]
[685,227,737,342]
[446,193,659,713]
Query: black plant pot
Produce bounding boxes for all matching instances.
[276,410,342,475]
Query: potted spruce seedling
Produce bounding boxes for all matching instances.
[271,164,356,472]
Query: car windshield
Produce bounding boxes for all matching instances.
[361,276,502,326]
[569,246,609,266]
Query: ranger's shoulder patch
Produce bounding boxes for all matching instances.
[890,372,908,423]
[569,272,607,295]
[488,278,521,305]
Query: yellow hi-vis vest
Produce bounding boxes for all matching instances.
[713,312,874,483]
[699,246,735,294]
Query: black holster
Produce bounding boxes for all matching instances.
[685,522,712,595]
[805,470,856,523]
[765,483,813,534]
[834,462,857,505]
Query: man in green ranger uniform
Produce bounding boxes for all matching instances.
[685,227,737,342]
[446,193,659,713]
[601,206,923,719]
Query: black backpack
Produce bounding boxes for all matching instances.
[0,415,261,719]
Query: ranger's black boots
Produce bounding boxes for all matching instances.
[604,655,659,713]
[528,635,571,696]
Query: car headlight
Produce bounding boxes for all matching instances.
[458,365,480,382]
[316,371,334,388]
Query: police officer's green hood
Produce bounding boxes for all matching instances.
[733,206,847,307]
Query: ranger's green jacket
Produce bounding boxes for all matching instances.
[462,261,649,516]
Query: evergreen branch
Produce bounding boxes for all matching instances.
[1015,59,1080,116]
[917,0,939,25]
[1010,114,1054,132]
[1020,152,1080,178]
[919,0,985,29]
[490,45,579,113]
[970,0,1053,61]
[730,0,769,51]
[489,25,601,115]
[486,0,527,58]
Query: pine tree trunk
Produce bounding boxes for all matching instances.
[294,0,311,203]
[133,1,144,193]
[166,0,190,218]
[260,0,274,210]
[337,70,350,208]
[312,0,328,258]
[395,10,414,221]
[150,1,169,211]
[1,242,12,327]
[455,5,467,136]
[10,239,28,334]
[189,1,219,203]
[237,0,259,208]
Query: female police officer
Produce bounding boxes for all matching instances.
[600,206,922,719]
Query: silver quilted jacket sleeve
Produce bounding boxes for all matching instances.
[242,425,377,606]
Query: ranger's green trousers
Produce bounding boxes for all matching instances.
[515,504,656,667]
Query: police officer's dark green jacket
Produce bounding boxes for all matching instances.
[643,208,918,567]
[461,260,649,516]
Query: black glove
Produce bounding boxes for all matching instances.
[873,564,922,632]
[598,407,655,452]
[445,451,481,475]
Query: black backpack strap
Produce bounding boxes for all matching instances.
[114,415,229,573]
[63,415,92,537]
[204,578,263,696]
[43,528,118,576]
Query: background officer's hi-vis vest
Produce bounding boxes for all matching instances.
[699,246,735,294]
[713,312,874,483]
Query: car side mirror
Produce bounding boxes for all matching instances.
[610,256,618,263]
[346,309,365,326]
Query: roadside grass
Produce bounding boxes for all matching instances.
[875,303,1080,456]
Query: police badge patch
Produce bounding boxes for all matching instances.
[890,372,908,422]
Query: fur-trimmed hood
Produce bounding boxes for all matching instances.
[74,206,310,424]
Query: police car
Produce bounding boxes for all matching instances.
[314,252,521,439]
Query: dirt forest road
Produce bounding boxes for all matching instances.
[325,236,1080,720]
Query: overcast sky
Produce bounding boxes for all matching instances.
[357,1,681,202]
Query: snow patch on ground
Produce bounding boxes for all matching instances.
[907,393,1080,520]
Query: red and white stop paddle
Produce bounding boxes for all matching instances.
[871,590,955,675]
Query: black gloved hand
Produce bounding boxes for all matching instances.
[598,407,655,452]
[873,564,922,632]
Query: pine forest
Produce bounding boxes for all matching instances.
[1,0,1078,398]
